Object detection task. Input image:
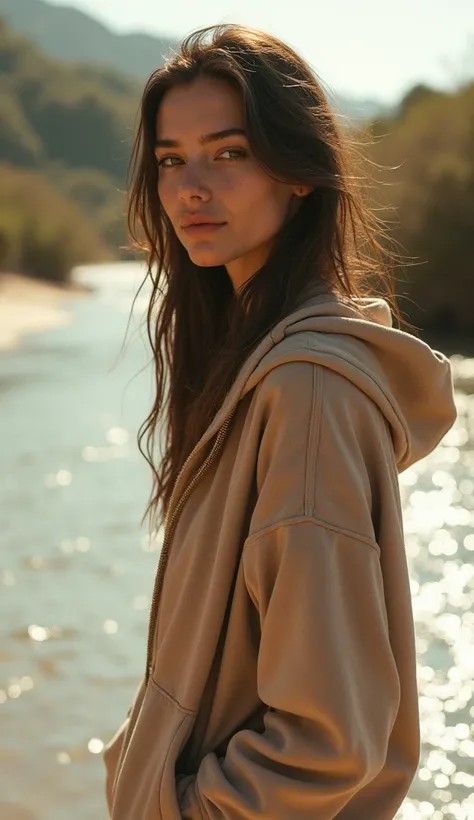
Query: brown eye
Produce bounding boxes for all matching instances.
[156,156,182,168]
[218,148,248,160]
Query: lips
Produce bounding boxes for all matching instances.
[181,222,227,236]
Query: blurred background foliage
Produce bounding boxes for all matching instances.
[0,17,134,278]
[365,81,474,340]
[0,14,473,341]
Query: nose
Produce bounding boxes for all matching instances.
[178,164,211,204]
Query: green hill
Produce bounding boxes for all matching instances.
[0,0,177,79]
[0,17,138,179]
[0,17,139,278]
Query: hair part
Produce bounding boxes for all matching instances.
[126,23,406,535]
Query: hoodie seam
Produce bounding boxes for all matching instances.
[244,515,380,555]
[294,341,410,462]
[148,676,196,715]
[305,364,323,517]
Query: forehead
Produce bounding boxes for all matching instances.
[156,76,244,139]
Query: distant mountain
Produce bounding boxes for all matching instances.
[0,0,395,120]
[0,0,179,77]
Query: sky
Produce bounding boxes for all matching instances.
[46,0,474,104]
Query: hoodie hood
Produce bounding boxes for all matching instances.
[204,290,457,473]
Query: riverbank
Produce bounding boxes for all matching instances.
[1,270,473,394]
[0,272,91,352]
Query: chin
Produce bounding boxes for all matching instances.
[187,249,227,267]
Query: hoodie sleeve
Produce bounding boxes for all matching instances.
[176,362,404,819]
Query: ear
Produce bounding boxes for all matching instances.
[292,185,312,198]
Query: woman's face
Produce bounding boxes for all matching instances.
[155,75,309,292]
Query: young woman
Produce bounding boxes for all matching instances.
[103,24,457,820]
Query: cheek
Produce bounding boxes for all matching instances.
[233,178,291,235]
[233,172,270,203]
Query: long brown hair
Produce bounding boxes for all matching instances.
[127,23,403,534]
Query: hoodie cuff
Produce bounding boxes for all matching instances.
[177,774,204,820]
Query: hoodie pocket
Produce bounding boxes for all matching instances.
[111,677,196,820]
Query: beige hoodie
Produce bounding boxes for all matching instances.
[103,291,457,820]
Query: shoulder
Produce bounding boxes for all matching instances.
[253,359,387,431]
[247,361,397,541]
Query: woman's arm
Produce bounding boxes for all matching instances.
[177,518,400,819]
[176,361,408,819]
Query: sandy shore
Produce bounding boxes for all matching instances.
[0,272,90,352]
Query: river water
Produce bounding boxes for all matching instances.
[1,263,473,820]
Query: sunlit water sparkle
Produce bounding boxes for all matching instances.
[0,263,472,820]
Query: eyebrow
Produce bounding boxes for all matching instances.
[155,127,247,149]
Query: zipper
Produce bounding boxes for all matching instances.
[144,405,238,684]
